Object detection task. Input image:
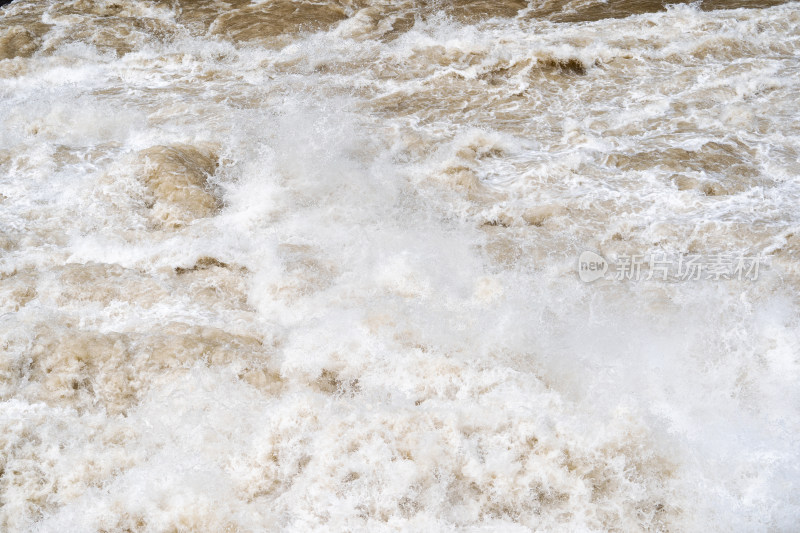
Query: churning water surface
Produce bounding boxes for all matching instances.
[1,0,799,531]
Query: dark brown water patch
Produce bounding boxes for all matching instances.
[39,16,177,56]
[446,0,529,21]
[8,323,270,414]
[314,368,360,396]
[606,141,758,178]
[524,0,796,23]
[539,56,590,75]
[208,0,348,43]
[136,144,222,228]
[175,256,230,275]
[0,25,39,59]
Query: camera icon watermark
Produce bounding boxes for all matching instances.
[578,250,765,283]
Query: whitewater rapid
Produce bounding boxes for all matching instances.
[1,0,799,530]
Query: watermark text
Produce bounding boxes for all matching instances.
[578,251,765,283]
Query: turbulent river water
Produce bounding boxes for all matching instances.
[1,0,799,531]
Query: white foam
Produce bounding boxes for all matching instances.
[1,0,799,530]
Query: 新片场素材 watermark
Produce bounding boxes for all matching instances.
[578,250,765,283]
